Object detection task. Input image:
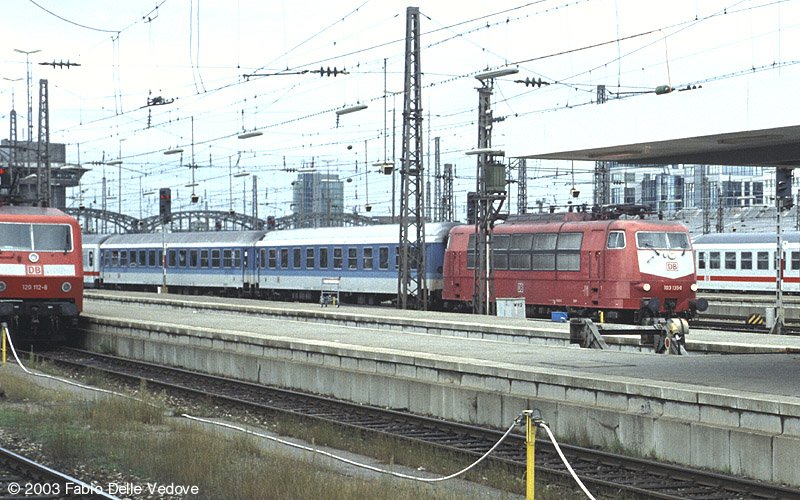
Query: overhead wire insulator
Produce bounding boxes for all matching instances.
[514,77,550,88]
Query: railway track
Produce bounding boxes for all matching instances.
[0,446,119,500]
[35,347,800,500]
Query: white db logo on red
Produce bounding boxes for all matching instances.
[666,262,679,272]
[27,265,43,275]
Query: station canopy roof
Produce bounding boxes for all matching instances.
[502,74,800,168]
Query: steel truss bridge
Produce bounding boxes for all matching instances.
[66,207,385,234]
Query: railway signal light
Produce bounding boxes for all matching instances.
[776,167,793,210]
[159,187,172,223]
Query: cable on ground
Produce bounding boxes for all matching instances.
[537,421,597,500]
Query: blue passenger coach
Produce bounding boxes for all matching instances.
[254,222,457,304]
[91,222,457,304]
[100,231,264,294]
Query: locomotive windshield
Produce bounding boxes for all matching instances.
[0,223,72,252]
[636,231,690,250]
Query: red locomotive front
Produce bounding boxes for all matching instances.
[442,213,707,322]
[0,206,83,340]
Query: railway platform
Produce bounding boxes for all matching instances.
[80,292,800,487]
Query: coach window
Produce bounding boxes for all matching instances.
[333,248,343,269]
[556,232,583,271]
[234,250,242,268]
[306,248,315,269]
[178,250,187,267]
[320,247,329,269]
[190,250,198,267]
[200,250,209,268]
[104,250,110,266]
[379,247,389,270]
[697,252,705,269]
[111,250,119,267]
[293,248,301,268]
[120,250,129,267]
[147,250,155,267]
[607,231,625,249]
[531,233,557,271]
[724,252,736,270]
[268,249,277,268]
[395,246,400,270]
[168,249,177,268]
[259,249,267,269]
[348,247,358,270]
[158,250,164,268]
[709,252,720,269]
[222,249,232,268]
[793,251,800,271]
[757,251,769,270]
[137,250,146,267]
[280,248,289,269]
[87,251,93,267]
[363,247,373,270]
[740,251,752,270]
[211,249,221,268]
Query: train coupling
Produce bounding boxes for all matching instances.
[569,317,689,354]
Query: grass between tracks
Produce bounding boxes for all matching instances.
[0,363,601,500]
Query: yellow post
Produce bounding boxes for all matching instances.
[524,410,535,500]
[1,322,6,365]
[599,311,604,323]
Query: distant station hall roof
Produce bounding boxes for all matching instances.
[503,75,800,167]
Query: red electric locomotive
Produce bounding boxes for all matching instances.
[442,213,707,322]
[0,206,83,341]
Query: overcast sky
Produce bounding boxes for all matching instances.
[1,0,798,222]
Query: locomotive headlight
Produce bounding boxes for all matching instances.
[0,281,5,292]
[690,283,698,292]
[61,281,72,293]
[642,283,651,292]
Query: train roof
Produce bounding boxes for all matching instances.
[257,222,459,246]
[0,205,77,223]
[101,230,266,248]
[693,232,800,245]
[82,234,115,245]
[449,218,687,234]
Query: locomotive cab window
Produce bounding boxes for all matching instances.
[0,222,72,252]
[607,231,625,249]
[636,231,690,250]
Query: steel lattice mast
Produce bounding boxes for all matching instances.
[36,79,50,207]
[397,6,427,310]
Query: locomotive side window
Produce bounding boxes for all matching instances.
[741,252,752,270]
[698,252,705,269]
[532,233,557,271]
[379,247,389,270]
[511,234,533,250]
[709,252,720,269]
[320,248,329,269]
[509,253,531,271]
[757,251,769,270]
[556,232,583,271]
[724,252,736,270]
[494,235,510,250]
[607,231,625,249]
[466,234,476,269]
[493,249,508,270]
[363,247,373,270]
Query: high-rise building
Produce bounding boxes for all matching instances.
[291,172,344,227]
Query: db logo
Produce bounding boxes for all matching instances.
[27,265,43,275]
[665,262,679,272]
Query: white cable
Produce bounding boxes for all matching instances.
[538,422,597,500]
[2,324,124,398]
[182,413,517,483]
[3,325,520,485]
